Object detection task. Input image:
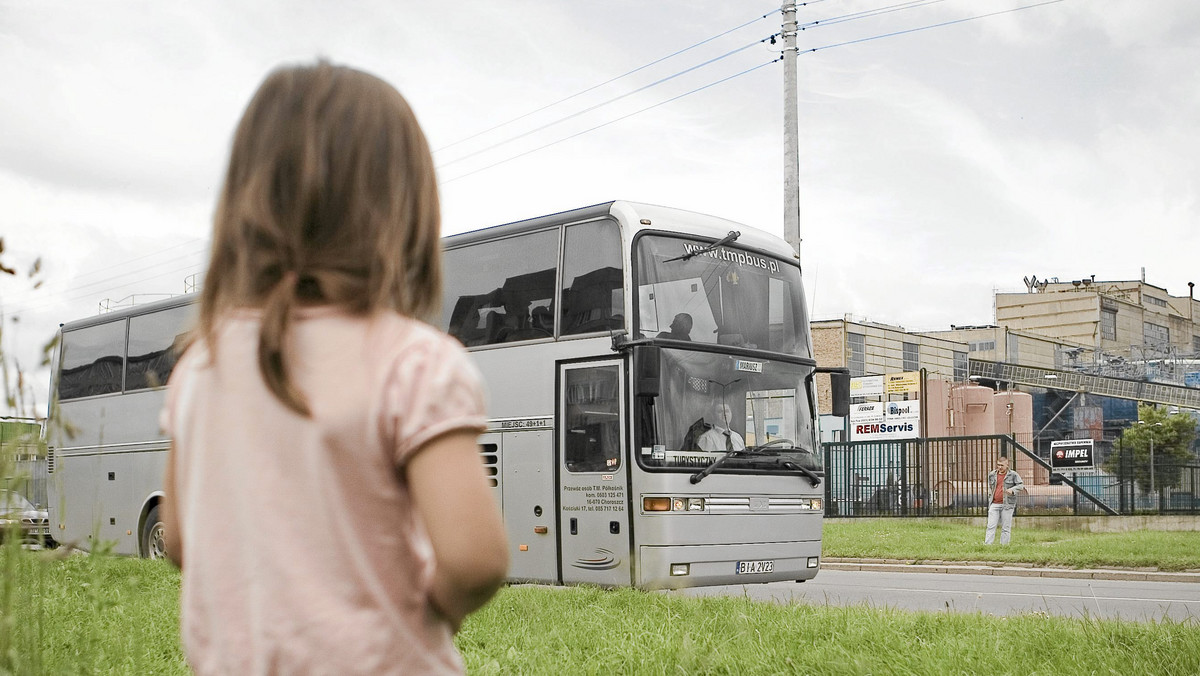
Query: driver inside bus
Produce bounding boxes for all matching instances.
[657,313,693,341]
[697,402,746,453]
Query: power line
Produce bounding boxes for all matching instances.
[60,237,207,285]
[441,0,1069,187]
[438,0,980,177]
[799,0,1067,54]
[1,250,206,318]
[800,0,951,30]
[434,8,783,155]
[437,37,775,172]
[441,58,781,186]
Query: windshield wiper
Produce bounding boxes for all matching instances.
[688,441,784,485]
[664,230,741,263]
[689,447,742,484]
[690,442,823,487]
[780,460,822,488]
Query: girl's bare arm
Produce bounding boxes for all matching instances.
[408,430,509,629]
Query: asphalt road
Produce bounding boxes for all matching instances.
[671,569,1200,622]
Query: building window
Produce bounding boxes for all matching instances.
[953,351,968,382]
[968,340,995,352]
[1144,322,1169,347]
[848,332,865,377]
[1007,334,1020,362]
[902,342,919,372]
[1145,295,1168,308]
[1194,335,1200,355]
[1100,309,1117,342]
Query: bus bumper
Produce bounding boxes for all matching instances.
[637,540,821,590]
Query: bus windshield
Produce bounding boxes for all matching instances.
[634,347,821,474]
[634,234,810,357]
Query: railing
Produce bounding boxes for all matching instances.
[822,434,1200,517]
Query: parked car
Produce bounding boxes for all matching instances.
[0,489,52,547]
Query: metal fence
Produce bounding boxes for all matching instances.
[823,434,1200,517]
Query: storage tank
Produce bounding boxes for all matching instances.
[961,385,995,436]
[994,391,1043,483]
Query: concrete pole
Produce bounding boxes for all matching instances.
[782,2,801,261]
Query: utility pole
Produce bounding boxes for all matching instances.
[782,1,801,261]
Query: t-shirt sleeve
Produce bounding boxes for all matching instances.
[385,335,488,466]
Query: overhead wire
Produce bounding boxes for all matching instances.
[436,36,777,171]
[442,0,1069,183]
[800,0,950,30]
[1,247,207,318]
[441,58,782,185]
[800,0,1068,54]
[436,0,1030,180]
[433,7,784,155]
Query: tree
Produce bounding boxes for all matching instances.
[1104,404,1198,493]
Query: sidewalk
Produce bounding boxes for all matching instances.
[821,557,1200,583]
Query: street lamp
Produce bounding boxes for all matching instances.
[1138,420,1164,508]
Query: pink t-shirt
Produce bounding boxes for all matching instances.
[160,309,487,676]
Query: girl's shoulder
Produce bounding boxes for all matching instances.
[370,312,469,360]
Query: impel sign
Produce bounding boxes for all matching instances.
[1050,439,1095,470]
[851,401,920,441]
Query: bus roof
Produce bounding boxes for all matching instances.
[60,293,196,333]
[443,201,794,260]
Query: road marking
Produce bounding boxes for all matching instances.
[863,586,1200,605]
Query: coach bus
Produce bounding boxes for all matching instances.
[46,201,846,589]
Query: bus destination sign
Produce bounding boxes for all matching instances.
[1050,439,1095,470]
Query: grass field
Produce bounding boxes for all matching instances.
[3,547,1199,675]
[822,519,1200,571]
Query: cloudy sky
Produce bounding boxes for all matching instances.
[2,0,1198,413]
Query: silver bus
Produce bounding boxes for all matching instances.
[48,201,846,589]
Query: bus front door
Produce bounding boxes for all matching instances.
[558,360,631,587]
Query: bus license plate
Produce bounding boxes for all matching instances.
[735,560,774,575]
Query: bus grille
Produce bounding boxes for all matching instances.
[479,443,499,488]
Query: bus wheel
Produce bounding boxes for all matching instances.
[142,506,167,559]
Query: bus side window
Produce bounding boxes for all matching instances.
[59,320,127,400]
[442,229,559,346]
[561,221,624,336]
[126,304,195,390]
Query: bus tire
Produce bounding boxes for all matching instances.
[142,505,167,559]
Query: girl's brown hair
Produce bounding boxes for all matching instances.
[196,61,441,416]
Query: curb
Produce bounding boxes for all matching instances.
[820,558,1200,583]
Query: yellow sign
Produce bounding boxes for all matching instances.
[884,371,921,394]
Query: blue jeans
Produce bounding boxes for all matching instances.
[984,503,1014,545]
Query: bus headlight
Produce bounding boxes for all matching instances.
[671,563,690,576]
[807,557,820,568]
[687,498,705,511]
[809,499,822,511]
[673,498,686,511]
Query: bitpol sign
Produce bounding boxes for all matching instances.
[1050,439,1095,470]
